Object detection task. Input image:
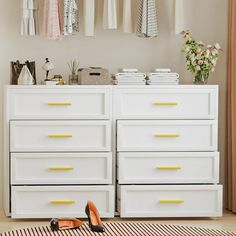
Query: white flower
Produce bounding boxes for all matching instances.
[196,66,201,71]
[215,43,221,50]
[211,68,215,72]
[206,49,210,58]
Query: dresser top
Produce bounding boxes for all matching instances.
[5,85,219,89]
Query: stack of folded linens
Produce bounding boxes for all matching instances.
[113,69,147,85]
[147,68,180,85]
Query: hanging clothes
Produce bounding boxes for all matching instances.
[136,0,158,38]
[63,0,79,35]
[84,0,95,36]
[20,0,37,36]
[175,0,185,34]
[123,0,133,33]
[44,0,61,40]
[103,0,117,29]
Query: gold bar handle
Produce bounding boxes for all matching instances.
[48,102,72,106]
[48,134,73,138]
[156,166,181,170]
[48,167,74,171]
[154,134,180,138]
[153,102,178,106]
[159,200,184,204]
[50,200,76,204]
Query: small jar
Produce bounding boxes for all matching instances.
[69,74,79,85]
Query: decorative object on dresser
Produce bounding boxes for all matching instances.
[42,58,55,82]
[78,67,110,85]
[68,59,79,85]
[181,31,222,84]
[17,65,34,85]
[114,85,222,217]
[4,86,114,218]
[10,60,36,85]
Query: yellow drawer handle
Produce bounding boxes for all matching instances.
[154,134,180,138]
[153,102,178,106]
[156,166,181,170]
[48,102,72,106]
[159,200,184,204]
[50,200,76,204]
[48,167,74,171]
[48,134,73,138]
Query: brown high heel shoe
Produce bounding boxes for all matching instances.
[50,218,84,231]
[85,201,105,233]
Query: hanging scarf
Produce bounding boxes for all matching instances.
[20,0,37,36]
[123,0,133,33]
[103,0,117,29]
[175,0,185,34]
[136,0,158,38]
[44,0,61,40]
[84,0,95,36]
[63,0,79,35]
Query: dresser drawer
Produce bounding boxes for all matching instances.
[118,185,222,217]
[114,87,218,119]
[118,152,219,184]
[10,121,111,152]
[117,120,217,151]
[7,87,111,119]
[11,185,114,218]
[11,153,112,185]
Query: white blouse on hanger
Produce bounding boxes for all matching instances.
[175,0,185,34]
[103,0,117,29]
[21,0,37,36]
[123,0,133,33]
[84,0,95,36]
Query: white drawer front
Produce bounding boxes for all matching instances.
[11,186,114,218]
[119,185,222,217]
[117,120,217,151]
[118,152,219,184]
[8,87,111,119]
[11,153,112,185]
[114,87,218,119]
[10,121,111,152]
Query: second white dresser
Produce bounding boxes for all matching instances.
[114,85,222,217]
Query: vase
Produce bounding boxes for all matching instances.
[194,71,209,85]
[69,74,79,85]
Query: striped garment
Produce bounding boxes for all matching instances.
[136,0,158,38]
[1,223,236,236]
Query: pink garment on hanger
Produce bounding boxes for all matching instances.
[44,0,61,40]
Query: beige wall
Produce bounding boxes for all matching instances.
[0,0,228,210]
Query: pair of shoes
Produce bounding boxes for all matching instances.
[50,201,105,233]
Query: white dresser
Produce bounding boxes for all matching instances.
[3,85,222,218]
[114,86,222,218]
[4,86,114,218]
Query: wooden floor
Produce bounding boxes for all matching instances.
[0,211,236,233]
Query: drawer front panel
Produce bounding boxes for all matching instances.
[118,152,219,184]
[114,87,218,119]
[117,120,217,151]
[11,186,114,218]
[8,88,111,119]
[119,185,222,217]
[10,121,111,152]
[11,153,112,185]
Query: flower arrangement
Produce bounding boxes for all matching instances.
[181,31,222,84]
